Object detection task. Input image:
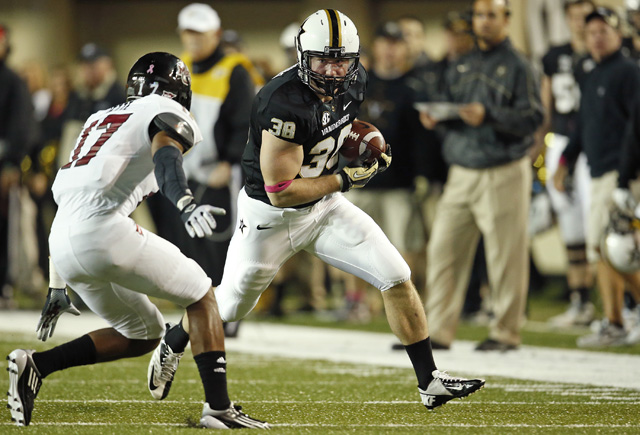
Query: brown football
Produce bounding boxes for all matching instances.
[339,120,386,163]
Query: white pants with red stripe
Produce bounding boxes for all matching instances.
[49,212,211,340]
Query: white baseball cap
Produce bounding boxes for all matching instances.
[178,3,221,33]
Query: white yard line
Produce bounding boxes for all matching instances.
[1,422,639,428]
[30,399,640,405]
[2,311,639,390]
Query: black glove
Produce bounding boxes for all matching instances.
[178,195,227,238]
[339,159,379,192]
[36,287,81,342]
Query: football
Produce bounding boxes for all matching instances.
[339,120,386,163]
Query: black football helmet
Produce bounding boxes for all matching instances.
[126,52,192,110]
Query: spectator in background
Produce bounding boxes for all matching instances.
[537,0,595,328]
[348,22,430,320]
[146,3,263,338]
[622,0,640,64]
[221,29,252,57]
[422,11,475,99]
[420,0,543,351]
[28,66,73,278]
[609,95,640,345]
[411,10,475,307]
[57,43,125,169]
[398,15,431,68]
[0,23,37,308]
[20,60,50,124]
[553,7,640,347]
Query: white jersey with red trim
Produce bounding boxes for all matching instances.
[52,94,201,220]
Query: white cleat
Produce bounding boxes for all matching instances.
[148,323,184,400]
[419,370,485,410]
[200,402,270,429]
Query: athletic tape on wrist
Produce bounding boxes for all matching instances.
[49,257,66,289]
[265,180,293,193]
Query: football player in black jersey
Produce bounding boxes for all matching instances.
[157,9,485,411]
[536,0,596,328]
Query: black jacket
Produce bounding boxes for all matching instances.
[563,50,640,178]
[439,38,543,168]
[618,98,640,188]
[0,60,35,167]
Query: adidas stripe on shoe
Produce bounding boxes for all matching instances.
[6,349,42,426]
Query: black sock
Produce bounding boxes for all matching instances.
[164,319,190,353]
[194,351,230,410]
[405,337,437,390]
[32,335,97,378]
[576,287,590,304]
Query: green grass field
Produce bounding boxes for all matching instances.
[2,277,640,432]
[1,330,639,434]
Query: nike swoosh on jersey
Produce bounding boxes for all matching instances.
[343,101,352,110]
[256,225,273,230]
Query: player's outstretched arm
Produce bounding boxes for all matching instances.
[151,130,225,238]
[260,130,342,207]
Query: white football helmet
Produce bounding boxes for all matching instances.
[295,9,360,96]
[601,209,640,274]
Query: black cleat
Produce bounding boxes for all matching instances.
[475,338,518,352]
[6,349,42,426]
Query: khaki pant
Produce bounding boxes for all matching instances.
[587,170,640,263]
[426,157,531,346]
[345,188,415,253]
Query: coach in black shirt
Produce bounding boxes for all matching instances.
[554,7,640,348]
[419,0,543,351]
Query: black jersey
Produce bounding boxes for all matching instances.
[242,65,367,206]
[541,43,586,137]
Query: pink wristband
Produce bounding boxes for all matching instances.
[559,155,567,166]
[265,180,293,193]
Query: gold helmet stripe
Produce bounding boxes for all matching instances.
[324,9,341,48]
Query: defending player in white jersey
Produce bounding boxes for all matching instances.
[5,52,268,429]
[150,10,485,412]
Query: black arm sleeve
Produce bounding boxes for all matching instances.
[214,65,255,164]
[153,145,193,211]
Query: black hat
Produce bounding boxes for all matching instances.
[78,43,109,62]
[585,6,621,29]
[564,0,595,10]
[444,11,472,33]
[375,21,404,41]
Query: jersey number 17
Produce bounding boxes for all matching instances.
[61,114,132,169]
